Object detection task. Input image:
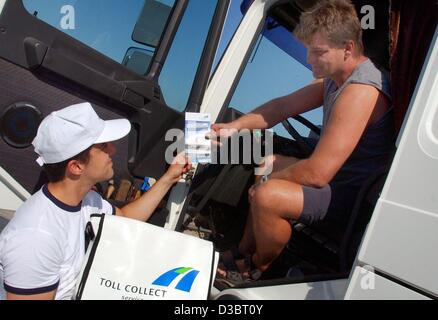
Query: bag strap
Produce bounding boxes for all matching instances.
[84,222,95,253]
[76,214,105,300]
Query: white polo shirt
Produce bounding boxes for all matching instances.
[0,185,114,300]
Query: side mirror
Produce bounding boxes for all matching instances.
[132,0,174,48]
[122,47,155,75]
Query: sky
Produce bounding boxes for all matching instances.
[22,0,322,137]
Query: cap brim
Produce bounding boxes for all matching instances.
[95,119,131,144]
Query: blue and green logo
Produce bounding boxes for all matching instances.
[152,267,200,292]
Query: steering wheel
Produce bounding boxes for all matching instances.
[281,115,321,157]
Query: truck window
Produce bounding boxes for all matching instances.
[23,0,218,113]
[22,0,175,70]
[227,30,321,138]
[158,0,218,112]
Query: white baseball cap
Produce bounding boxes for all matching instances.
[32,102,131,166]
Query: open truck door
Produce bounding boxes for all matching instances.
[0,0,230,223]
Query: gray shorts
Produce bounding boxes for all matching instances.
[298,185,332,225]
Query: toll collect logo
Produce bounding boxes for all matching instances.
[97,267,200,300]
[152,267,200,293]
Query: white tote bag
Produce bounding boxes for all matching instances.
[75,214,218,300]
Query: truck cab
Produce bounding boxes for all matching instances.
[0,0,437,299]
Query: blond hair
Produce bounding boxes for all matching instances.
[294,0,363,53]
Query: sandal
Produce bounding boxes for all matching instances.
[215,254,262,288]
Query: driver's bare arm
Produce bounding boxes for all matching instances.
[212,80,324,133]
[270,84,385,187]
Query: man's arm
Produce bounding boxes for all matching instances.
[115,174,174,221]
[3,230,62,300]
[212,80,324,133]
[115,155,191,221]
[270,84,383,187]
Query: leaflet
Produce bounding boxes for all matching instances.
[185,112,211,164]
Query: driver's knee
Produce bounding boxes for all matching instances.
[251,181,277,212]
[251,179,304,220]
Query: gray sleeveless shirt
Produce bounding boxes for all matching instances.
[322,59,395,188]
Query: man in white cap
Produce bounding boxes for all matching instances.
[0,102,191,300]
